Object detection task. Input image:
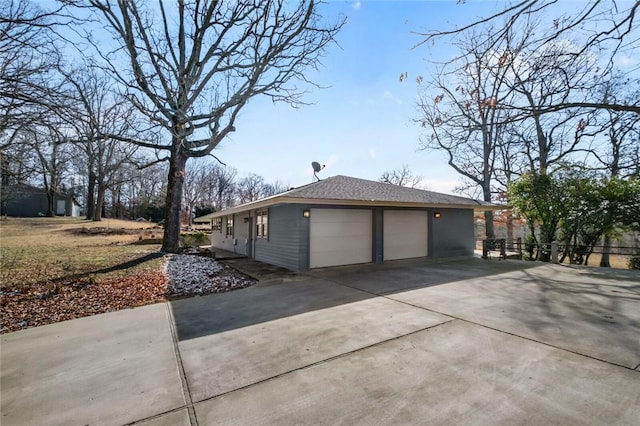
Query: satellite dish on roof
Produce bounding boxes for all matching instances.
[311,161,325,181]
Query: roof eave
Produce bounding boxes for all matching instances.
[195,196,507,220]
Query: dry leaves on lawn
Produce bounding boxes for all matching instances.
[0,270,168,334]
[1,254,256,334]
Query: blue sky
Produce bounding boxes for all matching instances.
[215,1,507,194]
[53,0,629,195]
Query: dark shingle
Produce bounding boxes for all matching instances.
[284,175,485,206]
[195,175,498,221]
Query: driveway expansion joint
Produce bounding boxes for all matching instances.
[330,278,640,372]
[165,303,199,426]
[389,296,640,372]
[190,319,456,406]
[124,406,189,425]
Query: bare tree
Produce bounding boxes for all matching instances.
[263,180,290,197]
[236,173,268,204]
[25,124,73,216]
[589,78,640,179]
[416,26,523,238]
[0,0,69,211]
[182,159,211,226]
[0,138,36,183]
[415,0,640,115]
[62,67,141,221]
[0,131,40,212]
[207,164,237,211]
[0,0,65,136]
[64,0,343,252]
[379,165,423,188]
[501,37,596,174]
[587,77,640,267]
[118,161,167,220]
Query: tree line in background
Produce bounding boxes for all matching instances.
[0,4,288,224]
[2,128,287,225]
[2,0,639,265]
[1,0,342,252]
[414,0,639,267]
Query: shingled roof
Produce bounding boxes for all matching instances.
[195,175,502,221]
[285,175,489,205]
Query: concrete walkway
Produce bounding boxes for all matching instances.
[2,258,639,425]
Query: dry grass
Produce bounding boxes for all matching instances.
[475,245,633,270]
[0,217,255,334]
[575,252,631,269]
[0,217,164,289]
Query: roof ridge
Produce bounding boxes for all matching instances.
[284,174,341,195]
[195,174,501,221]
[328,175,478,203]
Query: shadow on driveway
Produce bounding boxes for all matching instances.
[167,256,639,418]
[520,265,640,367]
[169,257,540,342]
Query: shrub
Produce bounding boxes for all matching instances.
[181,232,208,247]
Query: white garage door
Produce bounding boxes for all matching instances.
[310,209,372,268]
[384,210,428,260]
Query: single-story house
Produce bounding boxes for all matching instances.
[195,175,503,271]
[2,184,82,217]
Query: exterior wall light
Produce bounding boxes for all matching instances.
[433,212,441,219]
[303,210,310,218]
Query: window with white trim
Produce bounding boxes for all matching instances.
[212,217,222,232]
[256,210,268,238]
[226,215,234,237]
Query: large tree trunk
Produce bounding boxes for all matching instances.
[46,187,55,217]
[186,200,195,226]
[86,172,95,220]
[1,151,9,216]
[483,186,495,238]
[600,196,618,267]
[115,184,123,218]
[506,210,514,249]
[93,183,105,221]
[162,148,188,253]
[600,233,612,267]
[484,210,495,239]
[539,224,555,262]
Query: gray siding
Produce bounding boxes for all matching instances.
[211,213,251,255]
[233,213,251,256]
[212,204,475,271]
[211,216,233,252]
[428,208,475,257]
[254,204,309,271]
[3,186,79,217]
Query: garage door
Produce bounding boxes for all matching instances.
[383,210,428,260]
[310,209,372,268]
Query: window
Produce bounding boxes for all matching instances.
[212,217,222,233]
[226,215,234,237]
[256,209,268,238]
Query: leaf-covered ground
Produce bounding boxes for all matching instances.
[0,218,255,334]
[0,270,168,333]
[1,255,255,334]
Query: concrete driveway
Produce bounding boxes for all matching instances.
[2,258,639,425]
